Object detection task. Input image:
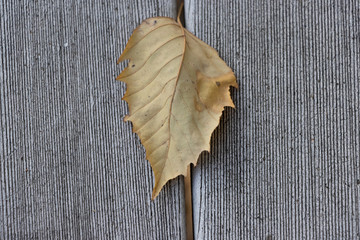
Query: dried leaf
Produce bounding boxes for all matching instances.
[117,16,237,199]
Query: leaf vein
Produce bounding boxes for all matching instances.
[128,76,176,117]
[124,54,182,98]
[146,138,169,158]
[125,23,181,53]
[134,95,172,133]
[120,35,184,79]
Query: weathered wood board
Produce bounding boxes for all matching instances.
[186,0,360,239]
[0,1,186,239]
[2,0,360,239]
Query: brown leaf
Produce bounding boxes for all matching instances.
[117,16,237,199]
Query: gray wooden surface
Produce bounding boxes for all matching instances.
[1,0,360,239]
[0,1,186,239]
[186,0,360,239]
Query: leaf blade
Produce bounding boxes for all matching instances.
[117,17,237,199]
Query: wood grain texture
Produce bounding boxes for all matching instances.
[0,0,185,239]
[185,0,360,239]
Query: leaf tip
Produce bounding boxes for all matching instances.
[116,74,122,81]
[151,184,162,200]
[232,81,239,89]
[117,50,128,64]
[116,57,122,65]
[151,192,157,200]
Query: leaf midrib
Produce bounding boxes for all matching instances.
[158,22,187,182]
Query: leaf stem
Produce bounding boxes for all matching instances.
[185,165,193,240]
[177,1,184,27]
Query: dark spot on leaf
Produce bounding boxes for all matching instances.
[132,64,135,68]
[154,20,157,24]
[216,81,220,87]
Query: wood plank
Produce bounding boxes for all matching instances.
[185,0,360,239]
[0,0,185,239]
